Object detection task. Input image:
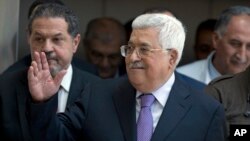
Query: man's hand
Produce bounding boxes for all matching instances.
[28,52,66,102]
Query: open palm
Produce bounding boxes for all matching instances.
[28,52,66,102]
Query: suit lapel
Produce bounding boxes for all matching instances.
[113,78,137,141]
[67,67,85,106]
[16,71,32,141]
[151,77,192,141]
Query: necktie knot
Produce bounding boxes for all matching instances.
[140,94,155,108]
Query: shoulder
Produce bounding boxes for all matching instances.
[174,75,221,109]
[88,76,131,94]
[208,68,249,87]
[72,66,100,83]
[0,69,28,94]
[208,74,234,85]
[72,57,98,75]
[205,69,249,100]
[2,55,31,74]
[206,70,250,93]
[177,59,207,73]
[95,75,130,88]
[175,72,206,91]
[0,68,27,83]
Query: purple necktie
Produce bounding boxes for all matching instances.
[137,94,155,141]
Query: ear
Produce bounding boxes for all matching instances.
[27,31,31,46]
[72,34,81,53]
[168,49,178,67]
[212,32,220,50]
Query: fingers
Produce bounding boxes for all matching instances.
[41,52,49,70]
[34,52,42,71]
[33,51,49,71]
[28,65,35,81]
[54,69,67,87]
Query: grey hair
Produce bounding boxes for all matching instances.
[132,13,186,65]
[215,6,250,37]
[28,3,80,38]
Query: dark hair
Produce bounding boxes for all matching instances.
[28,0,65,19]
[196,19,217,33]
[215,6,250,36]
[28,3,80,38]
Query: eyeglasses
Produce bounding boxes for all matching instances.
[120,45,171,57]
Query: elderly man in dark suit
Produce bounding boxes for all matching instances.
[0,3,100,141]
[28,11,227,141]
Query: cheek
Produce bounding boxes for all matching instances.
[55,48,72,62]
[217,43,232,56]
[143,59,160,76]
[125,57,130,67]
[246,51,250,59]
[30,44,42,52]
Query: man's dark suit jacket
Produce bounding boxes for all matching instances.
[30,73,226,141]
[175,71,206,91]
[0,67,100,141]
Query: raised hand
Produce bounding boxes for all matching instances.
[28,52,66,102]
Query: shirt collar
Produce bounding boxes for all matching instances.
[208,51,221,80]
[60,64,73,92]
[136,72,175,107]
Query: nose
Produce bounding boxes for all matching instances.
[235,46,247,63]
[128,48,141,61]
[42,40,53,52]
[99,57,110,68]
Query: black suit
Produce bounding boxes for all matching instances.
[0,67,100,141]
[29,74,226,141]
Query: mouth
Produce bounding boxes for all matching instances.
[231,61,247,67]
[130,66,144,69]
[47,59,58,65]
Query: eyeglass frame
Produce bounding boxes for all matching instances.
[120,45,171,57]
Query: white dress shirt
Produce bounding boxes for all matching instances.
[136,73,175,131]
[57,65,73,113]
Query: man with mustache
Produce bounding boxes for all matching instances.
[28,13,226,141]
[177,6,250,84]
[2,0,98,75]
[0,3,99,141]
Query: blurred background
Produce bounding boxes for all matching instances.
[0,0,249,73]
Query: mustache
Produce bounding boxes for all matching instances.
[44,52,57,60]
[128,61,145,69]
[232,56,248,65]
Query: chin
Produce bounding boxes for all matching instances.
[128,73,144,84]
[50,66,62,77]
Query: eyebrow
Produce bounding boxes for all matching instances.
[33,32,63,37]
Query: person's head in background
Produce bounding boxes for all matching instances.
[27,3,81,77]
[83,17,126,79]
[123,13,185,92]
[213,6,250,75]
[28,0,65,19]
[194,19,217,60]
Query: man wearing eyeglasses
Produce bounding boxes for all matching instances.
[28,13,226,141]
